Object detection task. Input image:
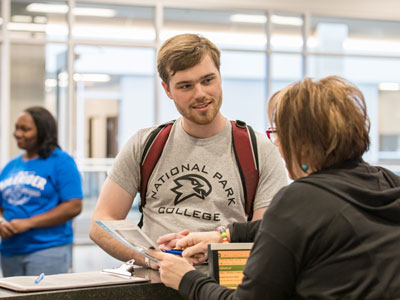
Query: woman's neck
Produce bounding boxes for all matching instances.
[23,151,39,160]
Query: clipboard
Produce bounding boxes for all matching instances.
[0,271,148,292]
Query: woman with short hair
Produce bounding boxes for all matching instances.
[152,76,400,299]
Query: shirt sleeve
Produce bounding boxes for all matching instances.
[179,188,299,300]
[179,228,297,300]
[252,132,288,211]
[108,127,155,197]
[228,220,261,243]
[54,152,83,201]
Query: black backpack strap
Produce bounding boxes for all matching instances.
[138,120,174,227]
[231,120,259,221]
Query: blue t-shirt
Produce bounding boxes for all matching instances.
[0,148,83,256]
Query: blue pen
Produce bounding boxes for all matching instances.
[163,249,183,256]
[34,273,45,284]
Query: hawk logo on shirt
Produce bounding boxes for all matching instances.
[171,174,212,205]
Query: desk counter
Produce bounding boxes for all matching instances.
[0,269,183,300]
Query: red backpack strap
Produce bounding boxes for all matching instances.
[231,120,259,221]
[139,121,174,224]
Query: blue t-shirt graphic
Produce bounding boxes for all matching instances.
[0,148,83,256]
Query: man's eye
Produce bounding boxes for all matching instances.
[203,77,214,84]
[178,84,191,89]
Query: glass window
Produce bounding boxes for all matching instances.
[44,43,68,147]
[270,53,303,94]
[74,2,154,42]
[0,44,2,88]
[0,3,2,32]
[308,55,400,162]
[10,43,64,157]
[271,12,304,52]
[163,8,267,50]
[220,51,267,132]
[74,45,155,159]
[10,0,68,41]
[378,90,400,159]
[309,16,400,56]
[308,55,400,82]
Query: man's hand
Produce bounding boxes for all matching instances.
[149,250,195,290]
[157,229,190,250]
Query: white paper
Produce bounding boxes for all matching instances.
[96,219,159,263]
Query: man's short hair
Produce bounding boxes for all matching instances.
[157,33,221,85]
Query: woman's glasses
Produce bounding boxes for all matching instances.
[266,127,278,144]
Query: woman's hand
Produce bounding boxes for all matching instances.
[157,229,190,250]
[149,249,195,290]
[0,220,18,238]
[176,231,222,264]
[8,218,32,234]
[0,218,33,238]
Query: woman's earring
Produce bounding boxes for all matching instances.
[301,164,309,172]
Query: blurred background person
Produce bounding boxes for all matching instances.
[0,106,83,277]
[152,76,400,299]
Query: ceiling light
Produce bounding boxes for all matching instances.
[73,73,111,82]
[46,24,68,36]
[26,3,68,14]
[72,25,155,41]
[45,79,58,88]
[26,3,116,17]
[271,15,303,26]
[230,14,303,26]
[58,72,68,80]
[34,16,48,24]
[230,14,267,24]
[7,22,46,32]
[379,82,400,91]
[73,7,116,17]
[11,15,33,23]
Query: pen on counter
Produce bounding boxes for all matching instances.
[162,249,183,256]
[34,273,45,284]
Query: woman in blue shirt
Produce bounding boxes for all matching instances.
[0,106,83,276]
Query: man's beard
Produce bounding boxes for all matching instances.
[180,95,222,125]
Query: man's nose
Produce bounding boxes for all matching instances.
[193,83,206,100]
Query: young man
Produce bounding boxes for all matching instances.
[89,33,287,268]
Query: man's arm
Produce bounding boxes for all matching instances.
[89,178,148,266]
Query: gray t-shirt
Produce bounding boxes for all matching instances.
[109,118,287,242]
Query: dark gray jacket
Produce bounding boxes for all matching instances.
[179,160,400,300]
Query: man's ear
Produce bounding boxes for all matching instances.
[161,81,173,99]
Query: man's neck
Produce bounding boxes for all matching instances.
[181,114,227,139]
